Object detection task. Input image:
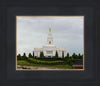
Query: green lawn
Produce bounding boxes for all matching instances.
[17,60,73,69]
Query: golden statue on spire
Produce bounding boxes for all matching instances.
[49,28,51,32]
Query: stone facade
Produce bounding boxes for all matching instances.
[34,28,66,58]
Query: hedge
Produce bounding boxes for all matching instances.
[28,58,65,65]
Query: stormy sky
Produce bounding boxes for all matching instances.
[17,16,84,56]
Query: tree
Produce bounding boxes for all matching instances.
[40,52,44,58]
[17,54,21,57]
[77,53,81,59]
[80,54,83,60]
[65,53,70,59]
[33,51,34,58]
[75,53,83,60]
[28,53,32,58]
[55,51,58,58]
[23,53,26,57]
[82,54,83,58]
[17,54,21,60]
[67,53,69,58]
[22,52,27,60]
[72,53,77,59]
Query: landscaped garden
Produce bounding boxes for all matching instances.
[17,52,83,69]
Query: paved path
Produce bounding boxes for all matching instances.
[17,65,68,70]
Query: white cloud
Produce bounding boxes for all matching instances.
[17,16,83,56]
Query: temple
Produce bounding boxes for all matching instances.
[34,28,66,58]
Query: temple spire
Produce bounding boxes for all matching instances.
[49,28,51,32]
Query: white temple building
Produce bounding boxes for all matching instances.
[34,28,66,58]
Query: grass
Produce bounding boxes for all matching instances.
[17,60,73,69]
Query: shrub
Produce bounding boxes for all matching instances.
[28,58,64,65]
